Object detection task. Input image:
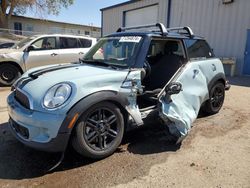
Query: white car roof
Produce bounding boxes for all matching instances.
[33,34,96,40]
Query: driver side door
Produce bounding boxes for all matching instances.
[24,37,60,70]
[157,61,209,137]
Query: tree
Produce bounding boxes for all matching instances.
[0,0,74,29]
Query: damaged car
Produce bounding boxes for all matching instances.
[7,23,230,159]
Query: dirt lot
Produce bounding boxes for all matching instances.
[0,77,250,188]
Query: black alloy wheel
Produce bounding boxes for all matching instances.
[72,102,124,159]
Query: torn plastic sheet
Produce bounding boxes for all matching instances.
[159,64,209,137]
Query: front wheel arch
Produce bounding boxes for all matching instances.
[0,61,24,74]
[59,91,129,134]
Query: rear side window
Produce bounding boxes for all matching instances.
[185,39,214,60]
[79,38,92,48]
[59,37,78,49]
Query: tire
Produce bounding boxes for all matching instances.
[0,64,21,86]
[203,82,225,115]
[72,102,124,159]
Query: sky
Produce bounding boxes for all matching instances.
[25,0,128,27]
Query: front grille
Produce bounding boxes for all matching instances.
[10,119,29,139]
[14,89,30,109]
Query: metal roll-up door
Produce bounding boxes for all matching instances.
[125,5,159,27]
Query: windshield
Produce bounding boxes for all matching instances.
[83,36,143,68]
[12,36,36,49]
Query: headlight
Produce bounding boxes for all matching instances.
[43,83,72,109]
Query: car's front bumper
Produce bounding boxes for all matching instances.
[7,92,69,152]
[9,118,70,152]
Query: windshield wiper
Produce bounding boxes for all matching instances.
[79,59,119,70]
[107,57,127,61]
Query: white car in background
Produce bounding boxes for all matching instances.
[0,34,96,86]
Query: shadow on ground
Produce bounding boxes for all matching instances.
[228,76,250,87]
[0,120,180,180]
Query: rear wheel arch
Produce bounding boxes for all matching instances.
[208,73,226,92]
[200,74,226,115]
[202,74,226,115]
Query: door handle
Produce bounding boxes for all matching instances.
[193,69,199,78]
[51,53,58,57]
[211,64,216,71]
[79,52,84,55]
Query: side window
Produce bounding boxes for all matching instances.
[79,38,92,48]
[31,37,56,50]
[59,37,78,49]
[146,39,185,64]
[185,39,214,60]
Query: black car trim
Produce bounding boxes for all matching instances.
[9,118,70,152]
[207,73,226,92]
[59,90,129,134]
[28,64,80,79]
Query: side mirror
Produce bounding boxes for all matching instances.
[26,45,34,52]
[165,82,182,95]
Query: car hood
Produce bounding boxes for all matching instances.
[19,64,129,113]
[0,48,20,54]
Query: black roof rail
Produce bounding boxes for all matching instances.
[116,23,194,38]
[116,22,168,36]
[167,26,194,38]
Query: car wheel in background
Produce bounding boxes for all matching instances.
[72,102,124,159]
[0,64,21,86]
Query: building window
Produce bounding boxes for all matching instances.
[50,27,63,34]
[85,31,90,35]
[14,22,22,35]
[26,24,33,31]
[25,24,34,36]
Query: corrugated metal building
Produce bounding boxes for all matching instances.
[101,0,250,75]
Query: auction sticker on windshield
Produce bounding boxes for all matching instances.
[119,36,142,43]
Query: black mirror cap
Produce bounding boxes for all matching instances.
[26,45,34,52]
[165,82,182,95]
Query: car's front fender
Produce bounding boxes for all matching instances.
[58,90,130,134]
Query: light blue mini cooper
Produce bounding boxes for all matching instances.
[7,23,229,159]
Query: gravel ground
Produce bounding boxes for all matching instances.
[0,77,249,188]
